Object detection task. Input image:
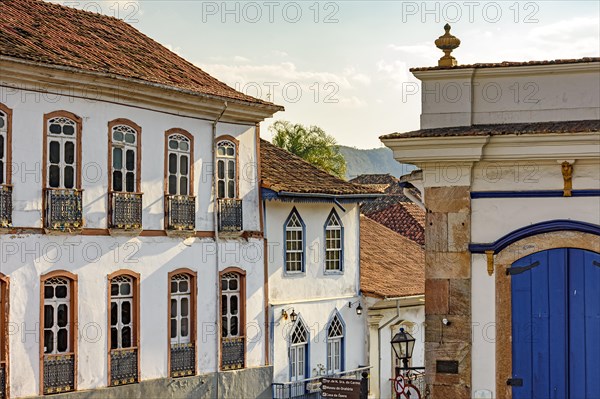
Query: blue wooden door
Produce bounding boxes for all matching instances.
[511,248,600,399]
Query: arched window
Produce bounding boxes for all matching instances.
[169,270,197,378]
[166,132,192,196]
[290,318,308,382]
[0,273,9,398]
[40,271,77,394]
[326,312,345,374]
[220,269,246,370]
[324,209,343,272]
[285,208,305,273]
[110,122,140,193]
[216,139,237,199]
[45,114,80,189]
[108,271,140,386]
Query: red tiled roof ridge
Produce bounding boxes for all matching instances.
[260,139,380,196]
[380,119,600,140]
[410,57,600,72]
[1,0,283,109]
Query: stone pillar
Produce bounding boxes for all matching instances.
[367,314,383,399]
[423,186,471,398]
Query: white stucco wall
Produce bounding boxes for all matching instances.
[0,87,268,398]
[368,304,425,399]
[2,89,261,232]
[1,235,267,397]
[264,201,365,383]
[265,202,360,303]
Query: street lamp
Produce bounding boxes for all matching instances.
[391,327,415,369]
[348,300,363,316]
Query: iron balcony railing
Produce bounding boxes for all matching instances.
[44,189,83,232]
[273,366,371,399]
[109,192,142,231]
[221,336,245,370]
[0,185,12,228]
[110,348,138,386]
[218,198,243,233]
[170,343,196,377]
[0,361,6,399]
[43,353,75,395]
[166,195,195,233]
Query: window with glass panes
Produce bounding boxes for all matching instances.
[43,277,71,355]
[170,274,191,344]
[110,275,134,350]
[46,117,77,189]
[327,314,344,374]
[0,111,6,185]
[325,211,343,271]
[167,134,191,196]
[285,210,304,272]
[111,125,138,192]
[221,273,241,338]
[290,320,308,382]
[216,140,236,199]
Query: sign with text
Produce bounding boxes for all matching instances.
[321,377,362,399]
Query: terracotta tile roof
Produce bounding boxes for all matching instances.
[1,0,282,109]
[260,140,380,196]
[367,202,425,245]
[380,120,600,140]
[410,57,600,72]
[360,216,425,299]
[350,174,399,186]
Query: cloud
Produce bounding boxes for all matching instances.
[375,60,412,89]
[196,61,370,108]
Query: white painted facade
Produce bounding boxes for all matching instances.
[384,59,600,398]
[0,58,279,398]
[365,297,425,399]
[264,201,367,384]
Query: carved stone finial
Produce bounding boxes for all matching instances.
[435,23,461,67]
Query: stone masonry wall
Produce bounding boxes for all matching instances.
[424,186,471,398]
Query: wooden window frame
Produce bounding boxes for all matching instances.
[284,207,306,274]
[324,209,344,273]
[0,273,9,399]
[0,103,13,186]
[219,267,246,370]
[289,316,309,382]
[326,311,345,374]
[107,119,142,194]
[167,268,197,377]
[215,135,239,200]
[39,270,78,396]
[164,129,194,197]
[107,270,140,386]
[42,111,83,229]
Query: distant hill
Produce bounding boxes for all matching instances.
[338,146,417,180]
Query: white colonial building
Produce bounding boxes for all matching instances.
[259,140,379,396]
[0,1,282,398]
[381,26,599,399]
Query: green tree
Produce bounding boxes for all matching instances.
[269,120,347,178]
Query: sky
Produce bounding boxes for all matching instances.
[55,1,599,148]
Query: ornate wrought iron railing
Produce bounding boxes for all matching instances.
[0,185,12,228]
[44,189,82,232]
[109,192,142,231]
[0,361,6,399]
[221,336,245,370]
[272,366,371,399]
[170,343,196,377]
[43,353,75,395]
[110,348,138,386]
[166,195,195,232]
[218,198,243,233]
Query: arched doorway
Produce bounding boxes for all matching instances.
[510,248,600,398]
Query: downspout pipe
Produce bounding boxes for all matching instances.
[398,182,425,210]
[212,102,228,393]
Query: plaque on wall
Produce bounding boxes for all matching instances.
[436,360,459,374]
